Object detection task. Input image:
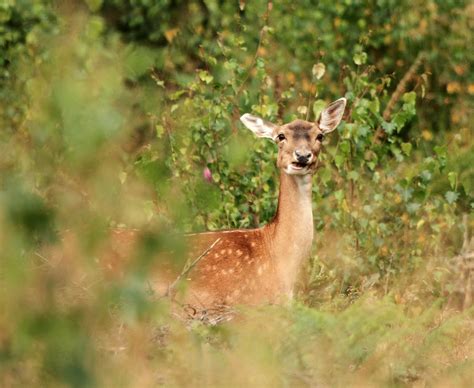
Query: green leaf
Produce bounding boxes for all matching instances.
[85,0,103,12]
[434,145,447,158]
[348,171,359,181]
[334,190,344,202]
[169,90,186,100]
[334,154,346,168]
[445,191,459,204]
[368,98,380,115]
[407,202,420,214]
[401,142,412,156]
[312,99,326,120]
[420,170,432,182]
[353,51,367,65]
[447,172,457,189]
[124,45,156,80]
[382,121,396,134]
[319,168,331,185]
[198,70,213,84]
[156,125,165,138]
[256,57,265,69]
[340,141,351,154]
[402,91,417,104]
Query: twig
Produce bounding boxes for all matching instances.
[383,52,426,121]
[374,51,426,142]
[34,251,54,267]
[162,238,221,298]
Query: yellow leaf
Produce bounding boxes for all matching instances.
[257,47,267,56]
[342,199,350,213]
[446,81,461,94]
[286,72,296,83]
[451,111,461,124]
[297,106,308,115]
[422,130,433,141]
[164,28,179,43]
[454,65,466,76]
[419,19,428,33]
[394,294,405,304]
[401,213,409,224]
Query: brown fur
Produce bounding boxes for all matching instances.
[180,171,315,307]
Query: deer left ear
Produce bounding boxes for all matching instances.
[240,114,277,139]
[318,98,347,134]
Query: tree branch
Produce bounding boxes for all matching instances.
[374,51,426,142]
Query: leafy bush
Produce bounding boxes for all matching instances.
[0,0,56,132]
[0,2,472,387]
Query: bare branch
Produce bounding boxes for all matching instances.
[374,51,426,142]
[162,238,221,298]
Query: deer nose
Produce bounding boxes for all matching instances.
[294,150,312,164]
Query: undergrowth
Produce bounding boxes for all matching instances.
[0,2,473,387]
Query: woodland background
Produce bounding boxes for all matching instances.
[0,0,473,386]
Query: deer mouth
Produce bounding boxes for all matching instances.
[291,162,308,170]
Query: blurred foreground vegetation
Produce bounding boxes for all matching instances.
[1,1,473,386]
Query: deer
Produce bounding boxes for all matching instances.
[50,98,346,311]
[159,97,347,308]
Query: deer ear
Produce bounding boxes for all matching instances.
[318,98,347,134]
[240,114,277,139]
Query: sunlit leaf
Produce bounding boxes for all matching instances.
[312,62,326,80]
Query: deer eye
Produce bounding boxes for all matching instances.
[277,133,286,142]
[316,133,324,142]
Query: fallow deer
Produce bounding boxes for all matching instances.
[166,98,347,308]
[49,98,346,311]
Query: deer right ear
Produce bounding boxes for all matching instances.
[240,114,277,139]
[318,98,347,134]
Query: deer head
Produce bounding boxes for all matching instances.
[240,98,346,175]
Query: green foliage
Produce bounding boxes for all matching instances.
[0,1,473,387]
[0,0,54,71]
[0,0,56,132]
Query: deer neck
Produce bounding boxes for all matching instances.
[267,171,314,293]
